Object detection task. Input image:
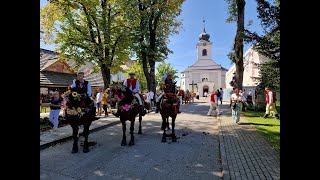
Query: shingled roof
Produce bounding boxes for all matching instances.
[40,48,131,87]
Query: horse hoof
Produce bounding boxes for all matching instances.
[138,131,142,134]
[83,148,90,153]
[161,138,166,143]
[121,141,127,146]
[71,147,78,154]
[129,141,135,146]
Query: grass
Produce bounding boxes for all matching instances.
[242,101,280,152]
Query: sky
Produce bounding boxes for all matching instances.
[40,0,264,84]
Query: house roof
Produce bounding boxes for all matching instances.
[40,48,132,87]
[40,71,76,86]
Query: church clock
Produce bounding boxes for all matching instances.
[203,42,206,46]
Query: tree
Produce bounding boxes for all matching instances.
[244,0,280,91]
[226,0,246,90]
[40,0,132,89]
[125,61,148,92]
[155,61,178,89]
[124,0,184,94]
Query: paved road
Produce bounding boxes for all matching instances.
[40,99,223,180]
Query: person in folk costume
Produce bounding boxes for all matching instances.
[70,72,98,120]
[263,87,280,119]
[156,73,181,113]
[207,90,221,116]
[112,72,146,117]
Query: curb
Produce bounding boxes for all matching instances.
[40,121,121,150]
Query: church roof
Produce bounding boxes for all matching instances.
[181,59,227,73]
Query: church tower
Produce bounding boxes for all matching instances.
[180,18,228,96]
[196,18,213,60]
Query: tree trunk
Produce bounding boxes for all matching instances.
[100,63,111,89]
[234,0,245,90]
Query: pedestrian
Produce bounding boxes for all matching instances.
[149,90,155,108]
[49,91,62,131]
[96,88,103,116]
[101,89,109,117]
[207,90,220,116]
[231,88,242,124]
[178,88,184,105]
[263,87,280,119]
[219,88,224,105]
[230,87,235,108]
[241,89,247,112]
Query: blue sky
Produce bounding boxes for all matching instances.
[41,0,264,84]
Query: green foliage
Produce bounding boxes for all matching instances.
[245,0,280,91]
[40,0,133,87]
[125,61,148,92]
[155,61,178,88]
[123,0,185,92]
[225,0,238,22]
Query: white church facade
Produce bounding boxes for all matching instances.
[180,26,228,97]
[225,47,269,89]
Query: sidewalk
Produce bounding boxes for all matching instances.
[40,109,158,150]
[218,106,280,180]
[40,115,121,149]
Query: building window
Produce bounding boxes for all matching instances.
[202,49,207,56]
[182,81,184,85]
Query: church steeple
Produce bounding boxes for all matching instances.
[199,17,210,42]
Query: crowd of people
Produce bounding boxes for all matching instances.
[41,71,279,131]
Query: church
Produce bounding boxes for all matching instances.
[180,24,228,97]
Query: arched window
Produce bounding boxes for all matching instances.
[202,49,207,56]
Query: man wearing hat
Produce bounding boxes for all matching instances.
[123,72,144,112]
[71,72,91,96]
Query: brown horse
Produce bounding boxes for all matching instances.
[110,81,145,146]
[159,82,180,143]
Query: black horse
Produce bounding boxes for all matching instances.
[65,88,95,153]
[109,81,145,146]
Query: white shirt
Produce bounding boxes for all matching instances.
[96,92,102,103]
[231,93,242,102]
[149,91,154,100]
[248,90,252,96]
[123,79,140,93]
[71,79,92,96]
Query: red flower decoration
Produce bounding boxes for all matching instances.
[114,95,119,99]
[80,101,86,107]
[120,95,125,100]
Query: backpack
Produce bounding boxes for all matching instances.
[217,91,221,97]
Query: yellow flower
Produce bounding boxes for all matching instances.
[72,92,78,97]
[77,107,82,113]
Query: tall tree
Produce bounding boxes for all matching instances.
[155,61,178,89]
[226,0,246,90]
[125,61,148,92]
[40,0,132,89]
[125,0,184,94]
[245,0,280,91]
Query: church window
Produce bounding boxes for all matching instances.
[202,49,207,56]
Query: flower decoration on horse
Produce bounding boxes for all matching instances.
[162,81,179,104]
[65,88,93,117]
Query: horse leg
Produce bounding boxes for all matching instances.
[129,119,135,146]
[172,116,177,142]
[121,121,127,146]
[166,117,170,130]
[138,113,142,134]
[82,122,91,153]
[161,116,167,143]
[71,124,79,153]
